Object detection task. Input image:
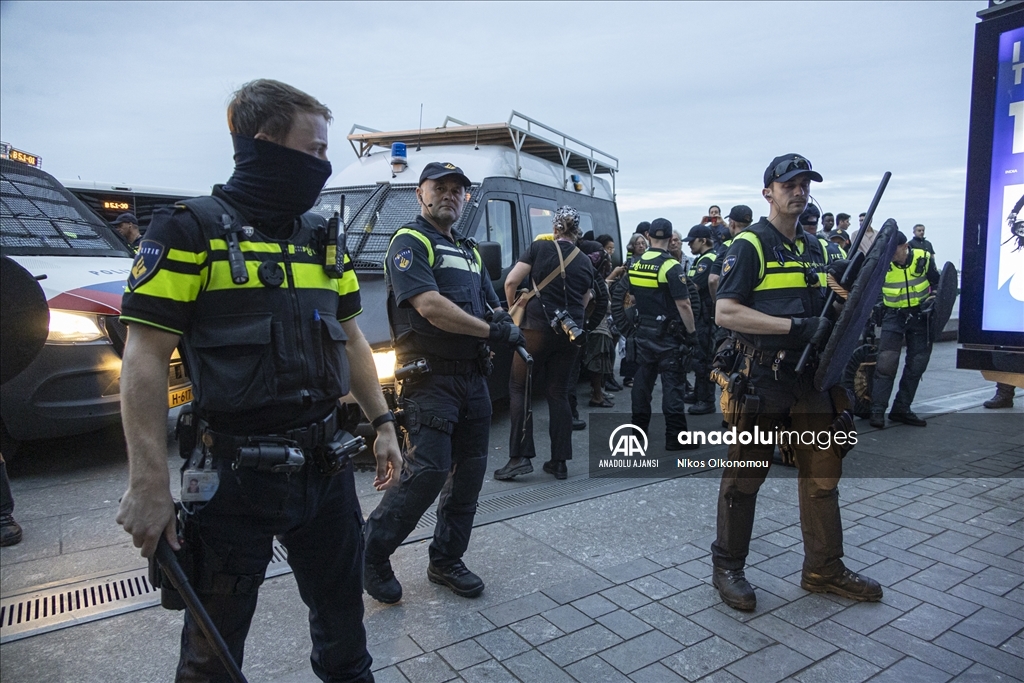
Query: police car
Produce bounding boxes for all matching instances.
[311,112,622,401]
[0,148,193,445]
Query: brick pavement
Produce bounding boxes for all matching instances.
[362,469,1023,683]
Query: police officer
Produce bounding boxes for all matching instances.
[711,153,882,611]
[685,224,718,415]
[827,228,851,259]
[869,230,940,429]
[708,205,752,302]
[113,212,142,251]
[362,162,521,604]
[116,79,402,683]
[623,218,699,450]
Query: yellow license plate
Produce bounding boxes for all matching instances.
[169,386,193,408]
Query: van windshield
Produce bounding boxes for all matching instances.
[0,159,132,257]
[314,183,478,271]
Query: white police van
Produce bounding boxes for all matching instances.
[311,112,622,400]
[0,148,193,445]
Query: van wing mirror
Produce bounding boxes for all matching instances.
[477,241,503,281]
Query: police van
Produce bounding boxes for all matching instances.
[310,112,621,400]
[0,147,193,446]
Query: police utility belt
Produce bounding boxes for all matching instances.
[177,406,365,477]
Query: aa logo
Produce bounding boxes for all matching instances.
[608,424,648,457]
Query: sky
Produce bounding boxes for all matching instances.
[0,1,987,265]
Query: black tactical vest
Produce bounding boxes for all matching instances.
[386,221,488,362]
[175,197,350,418]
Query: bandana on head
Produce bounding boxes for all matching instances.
[553,206,581,237]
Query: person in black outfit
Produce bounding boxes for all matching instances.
[363,162,523,604]
[710,153,881,612]
[684,224,718,415]
[908,224,935,254]
[115,79,402,683]
[494,208,604,481]
[620,218,699,450]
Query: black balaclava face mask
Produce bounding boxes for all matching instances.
[221,134,332,235]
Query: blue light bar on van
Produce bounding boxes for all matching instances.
[390,142,408,173]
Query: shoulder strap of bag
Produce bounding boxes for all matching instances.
[516,242,581,307]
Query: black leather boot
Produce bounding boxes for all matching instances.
[713,567,756,611]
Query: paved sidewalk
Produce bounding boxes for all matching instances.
[0,341,1021,683]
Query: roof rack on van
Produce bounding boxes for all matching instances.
[347,111,619,197]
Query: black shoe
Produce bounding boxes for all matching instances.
[688,401,715,415]
[889,410,926,427]
[572,418,587,431]
[684,392,697,404]
[869,411,885,429]
[665,441,699,451]
[542,460,568,480]
[0,514,23,547]
[589,396,614,408]
[494,457,533,481]
[604,378,624,392]
[364,559,402,604]
[713,567,756,611]
[801,565,883,602]
[427,560,484,598]
[622,378,633,388]
[983,387,1014,409]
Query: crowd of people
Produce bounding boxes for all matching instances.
[103,77,1008,683]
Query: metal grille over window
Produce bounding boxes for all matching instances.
[0,159,127,255]
[313,183,479,270]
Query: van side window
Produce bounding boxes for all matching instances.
[476,199,514,268]
[528,203,558,241]
[578,213,594,237]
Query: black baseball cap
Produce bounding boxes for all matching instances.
[113,212,138,225]
[895,231,908,246]
[684,224,712,243]
[828,228,850,243]
[763,153,823,187]
[418,162,471,187]
[635,221,651,235]
[648,218,673,239]
[727,205,752,223]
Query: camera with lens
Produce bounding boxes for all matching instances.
[551,309,584,345]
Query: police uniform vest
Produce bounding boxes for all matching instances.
[386,222,488,362]
[882,248,931,309]
[688,250,718,320]
[733,221,828,352]
[174,197,351,418]
[627,248,685,352]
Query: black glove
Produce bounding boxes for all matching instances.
[486,309,514,325]
[790,316,832,347]
[488,321,524,347]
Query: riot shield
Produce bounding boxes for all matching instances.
[1,256,49,386]
[814,220,899,392]
[929,261,958,341]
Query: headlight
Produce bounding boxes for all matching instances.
[372,349,396,382]
[46,310,107,344]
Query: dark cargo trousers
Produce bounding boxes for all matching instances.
[176,460,371,683]
[363,372,491,569]
[631,347,689,445]
[693,318,717,404]
[711,364,845,575]
[871,309,932,414]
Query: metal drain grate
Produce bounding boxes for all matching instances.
[0,540,292,644]
[2,470,693,643]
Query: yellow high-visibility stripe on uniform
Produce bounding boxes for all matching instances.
[735,231,826,290]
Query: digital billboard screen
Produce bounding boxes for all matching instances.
[983,25,1024,333]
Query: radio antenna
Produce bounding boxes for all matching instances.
[416,104,423,151]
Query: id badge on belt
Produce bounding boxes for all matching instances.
[181,450,219,504]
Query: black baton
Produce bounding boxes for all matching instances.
[156,537,249,683]
[795,171,891,374]
[515,343,534,453]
